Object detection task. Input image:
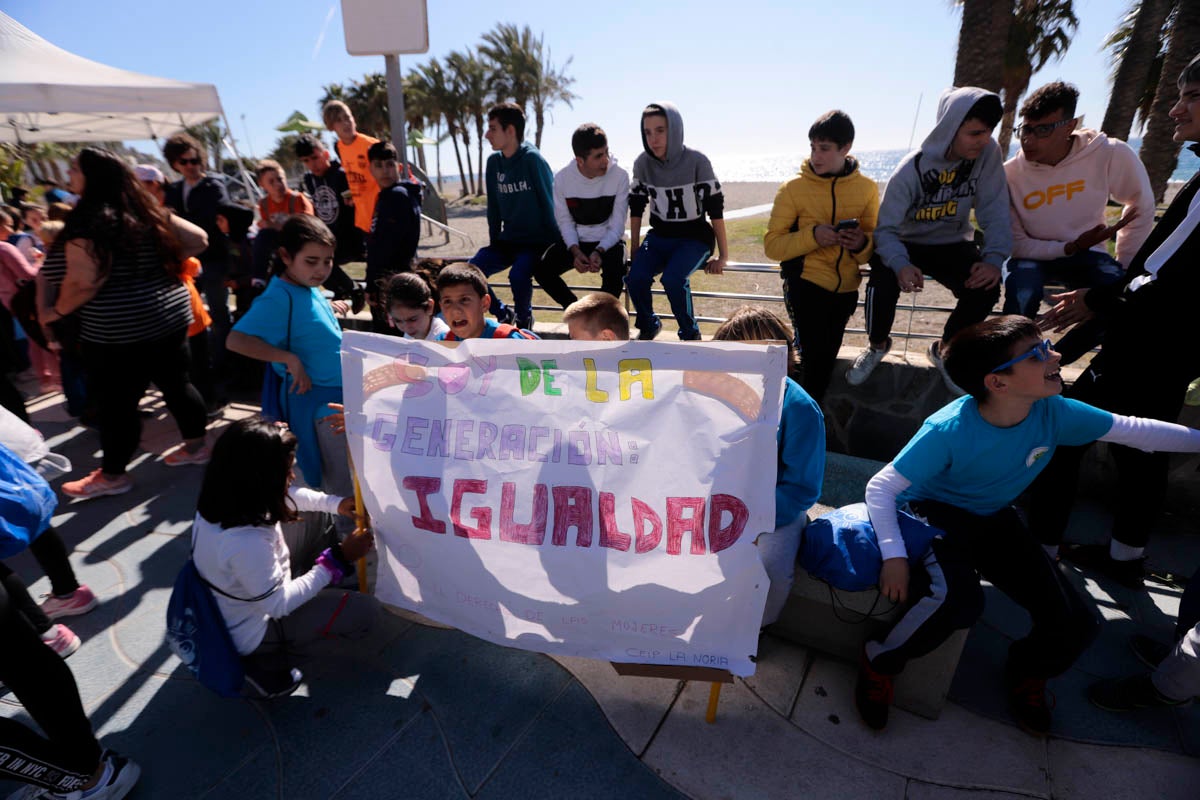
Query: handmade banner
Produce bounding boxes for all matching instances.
[341,332,783,676]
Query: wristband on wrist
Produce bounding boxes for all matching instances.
[316,547,351,584]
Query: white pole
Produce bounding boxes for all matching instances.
[384,53,407,171]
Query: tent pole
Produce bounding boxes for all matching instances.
[220,108,258,204]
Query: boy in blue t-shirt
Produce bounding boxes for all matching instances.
[856,315,1200,736]
[435,263,538,341]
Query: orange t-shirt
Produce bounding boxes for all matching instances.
[258,190,314,230]
[335,133,380,233]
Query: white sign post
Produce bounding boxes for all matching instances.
[340,0,429,168]
[342,334,783,677]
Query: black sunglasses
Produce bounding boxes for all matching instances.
[176,157,202,166]
[1015,119,1073,140]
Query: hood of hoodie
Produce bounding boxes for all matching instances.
[920,87,1002,168]
[497,140,538,170]
[641,101,686,165]
[799,155,861,182]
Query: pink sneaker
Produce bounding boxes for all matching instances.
[40,584,98,620]
[41,623,81,658]
[164,444,212,466]
[62,469,133,500]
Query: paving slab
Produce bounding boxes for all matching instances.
[905,781,1045,799]
[740,633,810,717]
[1048,738,1200,800]
[789,655,1049,795]
[475,680,686,800]
[548,654,682,755]
[644,679,906,799]
[377,625,574,793]
[329,708,470,800]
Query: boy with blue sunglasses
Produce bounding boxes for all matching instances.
[854,315,1200,737]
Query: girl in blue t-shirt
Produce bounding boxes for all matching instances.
[227,216,350,507]
[854,316,1200,736]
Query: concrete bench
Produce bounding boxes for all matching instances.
[769,452,968,720]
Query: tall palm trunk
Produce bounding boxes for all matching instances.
[463,138,476,196]
[1140,2,1200,200]
[534,106,545,150]
[435,119,444,194]
[476,114,485,197]
[1103,0,1174,142]
[954,0,1013,92]
[448,122,469,198]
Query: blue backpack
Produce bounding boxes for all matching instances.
[165,537,280,698]
[0,442,56,558]
[799,503,943,592]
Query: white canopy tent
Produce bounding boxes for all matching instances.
[0,11,223,144]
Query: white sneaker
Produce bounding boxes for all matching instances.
[929,340,965,396]
[5,751,139,799]
[845,340,891,386]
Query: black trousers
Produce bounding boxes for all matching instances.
[83,329,208,475]
[869,501,1097,679]
[782,276,858,404]
[533,241,628,308]
[864,241,1000,346]
[1026,352,1189,549]
[0,303,29,424]
[0,583,101,793]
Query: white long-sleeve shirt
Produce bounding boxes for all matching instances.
[865,414,1200,561]
[191,487,344,654]
[552,158,630,251]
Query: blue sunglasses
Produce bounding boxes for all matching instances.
[990,339,1053,374]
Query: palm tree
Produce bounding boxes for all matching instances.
[1102,0,1176,141]
[479,23,540,112]
[416,59,471,198]
[953,0,1014,92]
[405,69,441,190]
[447,49,490,194]
[349,72,391,141]
[1139,2,1200,200]
[530,46,578,149]
[996,0,1078,156]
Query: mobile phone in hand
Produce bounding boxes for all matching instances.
[835,219,859,231]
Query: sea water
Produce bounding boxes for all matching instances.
[711,140,1199,184]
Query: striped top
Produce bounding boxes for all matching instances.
[42,234,192,345]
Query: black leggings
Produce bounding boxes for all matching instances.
[83,329,207,476]
[0,583,101,793]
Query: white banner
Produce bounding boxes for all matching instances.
[341,332,782,676]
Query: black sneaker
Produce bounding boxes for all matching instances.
[1130,634,1174,669]
[350,287,367,315]
[854,650,894,730]
[637,318,662,341]
[1060,543,1146,590]
[1006,670,1054,736]
[1088,674,1185,712]
[243,663,303,699]
[516,316,534,332]
[496,306,516,326]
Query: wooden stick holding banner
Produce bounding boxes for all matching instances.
[350,453,369,594]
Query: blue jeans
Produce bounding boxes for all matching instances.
[1002,250,1125,318]
[625,233,711,339]
[1003,250,1125,364]
[470,244,548,324]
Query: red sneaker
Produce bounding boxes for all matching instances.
[41,623,81,658]
[40,584,98,620]
[855,649,895,730]
[164,444,212,466]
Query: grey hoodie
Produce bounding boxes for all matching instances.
[874,87,1012,273]
[629,101,724,248]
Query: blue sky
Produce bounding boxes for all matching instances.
[7,0,1135,179]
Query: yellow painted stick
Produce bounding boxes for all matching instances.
[348,448,369,594]
[705,682,722,723]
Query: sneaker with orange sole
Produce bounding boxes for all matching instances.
[62,469,133,500]
[164,444,212,466]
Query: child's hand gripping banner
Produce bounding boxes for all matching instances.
[341,332,783,676]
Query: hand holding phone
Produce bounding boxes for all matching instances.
[835,219,859,231]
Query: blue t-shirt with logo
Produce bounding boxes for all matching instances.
[894,395,1113,516]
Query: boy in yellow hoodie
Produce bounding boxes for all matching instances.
[764,111,878,404]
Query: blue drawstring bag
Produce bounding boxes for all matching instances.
[799,503,943,592]
[165,534,280,697]
[0,442,56,558]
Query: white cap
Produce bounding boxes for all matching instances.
[134,164,164,183]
